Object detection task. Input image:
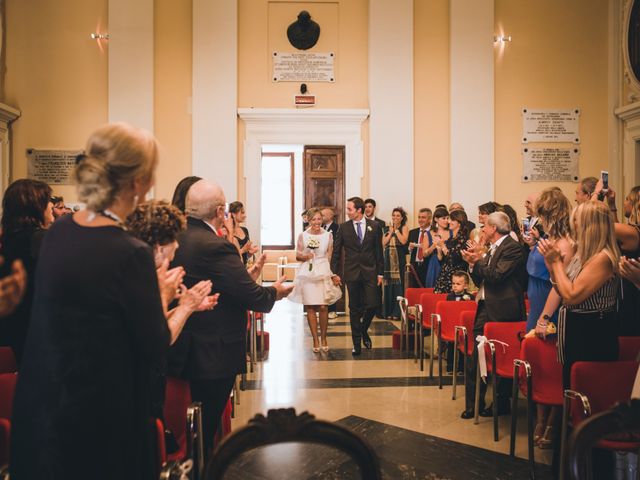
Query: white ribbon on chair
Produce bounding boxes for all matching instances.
[475,335,509,383]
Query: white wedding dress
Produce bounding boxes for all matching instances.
[288,229,342,305]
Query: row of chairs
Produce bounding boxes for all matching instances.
[396,289,640,479]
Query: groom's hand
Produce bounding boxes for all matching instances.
[377,275,383,286]
[331,275,341,286]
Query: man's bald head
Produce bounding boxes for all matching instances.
[185,179,226,223]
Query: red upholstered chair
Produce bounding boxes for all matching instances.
[395,289,434,354]
[432,300,477,397]
[161,377,206,477]
[618,336,640,361]
[0,349,16,375]
[0,373,17,467]
[455,310,477,384]
[417,293,447,375]
[393,296,412,352]
[560,361,640,477]
[475,321,526,441]
[509,337,563,478]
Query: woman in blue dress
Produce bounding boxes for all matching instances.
[424,207,451,288]
[525,187,574,450]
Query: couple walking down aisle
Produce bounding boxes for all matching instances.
[290,198,384,355]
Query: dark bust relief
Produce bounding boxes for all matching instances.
[287,11,320,50]
[629,0,640,82]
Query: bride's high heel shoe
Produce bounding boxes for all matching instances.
[312,347,320,353]
[321,341,329,352]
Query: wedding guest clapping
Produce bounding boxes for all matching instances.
[126,201,219,343]
[434,209,470,294]
[424,207,450,288]
[538,201,620,388]
[382,207,409,318]
[229,201,258,265]
[0,179,53,364]
[11,123,170,479]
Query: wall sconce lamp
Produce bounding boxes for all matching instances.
[90,33,110,40]
[494,35,512,43]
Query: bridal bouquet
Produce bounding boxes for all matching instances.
[307,238,320,271]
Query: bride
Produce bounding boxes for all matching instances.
[289,207,341,352]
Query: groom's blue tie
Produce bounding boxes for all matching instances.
[356,221,363,244]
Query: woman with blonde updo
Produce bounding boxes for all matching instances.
[11,123,172,479]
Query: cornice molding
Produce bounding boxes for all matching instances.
[0,103,20,125]
[237,108,369,127]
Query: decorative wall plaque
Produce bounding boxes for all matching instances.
[287,11,320,50]
[27,148,80,185]
[272,52,335,82]
[522,146,580,182]
[522,108,580,143]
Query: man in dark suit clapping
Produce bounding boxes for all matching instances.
[331,197,384,355]
[460,211,527,419]
[169,180,293,457]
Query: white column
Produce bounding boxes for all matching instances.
[369,0,414,220]
[193,0,237,199]
[108,0,154,131]
[450,0,494,219]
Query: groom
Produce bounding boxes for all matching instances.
[331,196,384,355]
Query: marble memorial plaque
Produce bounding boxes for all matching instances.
[522,147,579,182]
[27,148,80,185]
[273,52,335,82]
[522,108,580,143]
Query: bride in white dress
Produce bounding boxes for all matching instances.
[289,207,342,352]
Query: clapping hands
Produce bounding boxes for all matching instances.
[620,256,640,289]
[537,238,563,266]
[247,253,267,281]
[0,258,26,317]
[157,259,185,309]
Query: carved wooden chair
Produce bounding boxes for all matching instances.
[568,399,640,480]
[204,408,382,479]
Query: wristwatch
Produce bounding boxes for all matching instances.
[542,314,551,321]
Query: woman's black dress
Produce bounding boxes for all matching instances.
[0,226,46,364]
[235,226,251,265]
[10,215,169,480]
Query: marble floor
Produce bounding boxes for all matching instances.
[230,299,553,479]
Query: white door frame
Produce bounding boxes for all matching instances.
[238,108,369,247]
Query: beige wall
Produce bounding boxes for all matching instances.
[3,0,618,219]
[413,0,450,218]
[494,0,610,218]
[154,0,192,201]
[4,0,109,201]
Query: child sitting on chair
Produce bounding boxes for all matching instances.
[446,271,474,302]
[444,271,474,373]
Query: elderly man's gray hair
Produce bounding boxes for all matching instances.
[185,180,225,221]
[487,211,511,235]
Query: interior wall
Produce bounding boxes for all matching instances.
[154,0,192,201]
[4,0,109,201]
[413,0,450,219]
[237,0,369,210]
[494,0,609,218]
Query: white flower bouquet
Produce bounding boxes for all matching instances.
[307,238,320,271]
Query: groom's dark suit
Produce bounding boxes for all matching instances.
[331,218,384,349]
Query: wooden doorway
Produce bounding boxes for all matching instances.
[304,146,345,220]
[304,146,346,312]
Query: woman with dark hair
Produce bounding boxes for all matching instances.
[125,200,217,343]
[171,175,202,213]
[434,209,470,294]
[0,179,53,363]
[382,207,409,318]
[424,207,451,288]
[470,201,500,244]
[500,204,525,244]
[229,201,257,265]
